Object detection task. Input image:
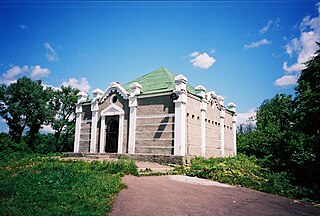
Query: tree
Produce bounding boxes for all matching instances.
[293,42,320,186]
[238,94,295,170]
[49,86,79,152]
[0,77,53,148]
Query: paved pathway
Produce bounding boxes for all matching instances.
[110,175,320,216]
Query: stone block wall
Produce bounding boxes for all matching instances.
[186,96,202,156]
[205,100,221,157]
[135,95,175,155]
[224,110,234,156]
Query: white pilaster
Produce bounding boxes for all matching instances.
[174,74,187,156]
[128,82,141,154]
[74,111,82,153]
[228,102,237,156]
[196,85,207,157]
[118,114,124,153]
[90,89,103,153]
[128,106,137,153]
[99,116,106,153]
[232,114,237,156]
[74,91,88,153]
[220,109,225,157]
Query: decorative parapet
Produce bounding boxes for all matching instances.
[227,102,237,113]
[77,91,88,104]
[100,81,129,102]
[92,88,103,100]
[130,82,142,96]
[91,88,103,111]
[206,91,216,99]
[217,95,225,106]
[195,85,206,99]
[174,74,187,92]
[173,74,187,104]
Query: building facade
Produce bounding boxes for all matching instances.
[74,67,237,157]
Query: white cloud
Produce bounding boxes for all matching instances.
[62,77,90,92]
[276,2,320,86]
[18,24,28,30]
[42,83,60,91]
[40,125,55,134]
[190,52,216,69]
[190,51,199,57]
[259,18,280,35]
[259,20,273,35]
[0,65,29,84]
[237,108,256,125]
[274,74,299,87]
[2,66,22,80]
[43,42,59,62]
[30,65,50,78]
[244,39,272,49]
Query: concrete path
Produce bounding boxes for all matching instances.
[110,175,320,216]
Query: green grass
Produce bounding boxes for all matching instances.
[175,154,316,202]
[0,152,138,216]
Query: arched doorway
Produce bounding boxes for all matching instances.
[105,118,119,153]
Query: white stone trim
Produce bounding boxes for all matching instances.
[174,74,187,156]
[117,114,124,154]
[90,111,98,153]
[101,104,125,116]
[99,116,106,153]
[99,104,125,154]
[136,138,174,141]
[135,130,174,133]
[137,92,172,99]
[128,105,137,154]
[82,119,92,123]
[136,113,175,119]
[74,112,82,153]
[232,114,237,156]
[220,109,225,157]
[138,122,175,126]
[100,82,129,103]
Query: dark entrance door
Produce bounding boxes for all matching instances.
[105,117,119,153]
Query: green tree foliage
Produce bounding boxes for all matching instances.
[49,86,79,152]
[0,77,54,147]
[238,94,298,170]
[293,42,320,186]
[237,42,320,199]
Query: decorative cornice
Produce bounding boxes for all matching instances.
[99,82,129,103]
[101,103,125,116]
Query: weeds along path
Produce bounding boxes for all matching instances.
[110,175,320,216]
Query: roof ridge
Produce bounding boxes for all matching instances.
[161,66,176,87]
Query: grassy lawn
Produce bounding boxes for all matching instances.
[0,152,138,216]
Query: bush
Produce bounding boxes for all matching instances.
[179,155,318,202]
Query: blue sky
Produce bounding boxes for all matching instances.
[1,0,320,131]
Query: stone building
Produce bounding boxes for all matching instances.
[74,67,237,157]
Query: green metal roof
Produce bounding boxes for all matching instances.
[122,67,196,95]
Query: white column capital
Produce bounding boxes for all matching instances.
[130,82,142,96]
[195,85,206,99]
[77,91,88,104]
[217,95,225,106]
[228,102,237,112]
